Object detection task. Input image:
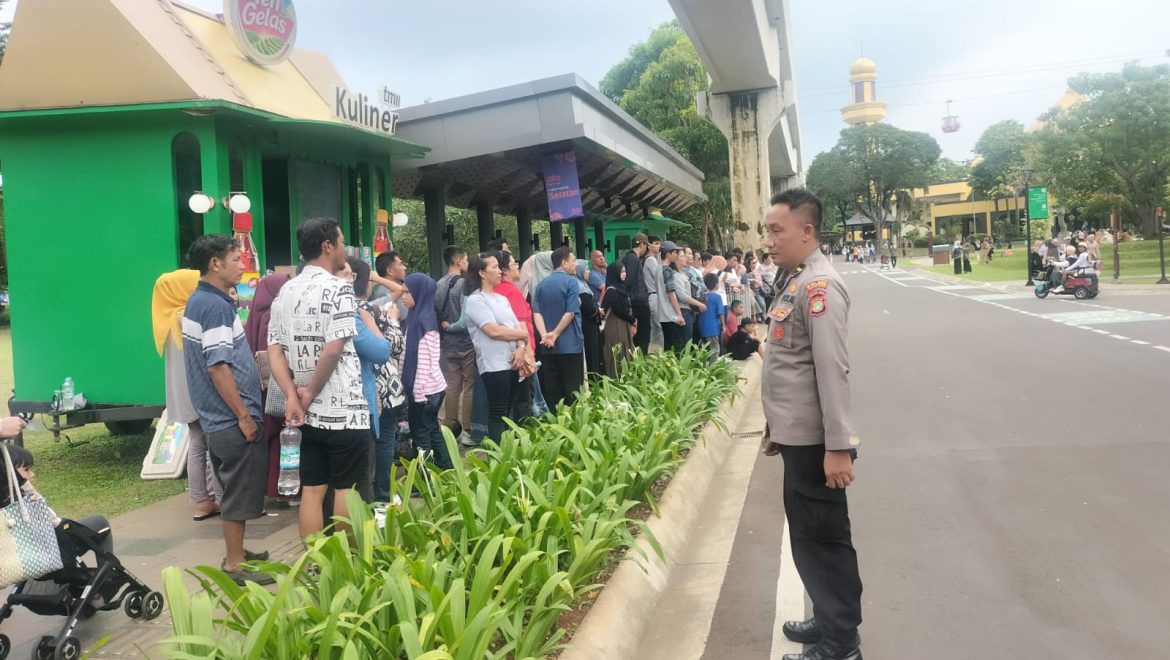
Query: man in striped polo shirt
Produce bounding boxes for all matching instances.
[181,234,272,586]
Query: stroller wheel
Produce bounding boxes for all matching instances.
[123,590,145,619]
[0,633,9,660]
[34,637,54,660]
[141,592,164,620]
[53,638,80,660]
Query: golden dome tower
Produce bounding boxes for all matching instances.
[841,56,887,126]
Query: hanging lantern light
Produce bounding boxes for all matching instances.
[188,192,215,214]
[227,193,252,214]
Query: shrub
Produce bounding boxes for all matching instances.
[161,346,738,659]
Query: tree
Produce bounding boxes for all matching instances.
[931,158,971,184]
[811,124,940,253]
[1034,62,1170,237]
[601,23,732,250]
[806,150,860,228]
[0,0,9,65]
[970,121,1030,196]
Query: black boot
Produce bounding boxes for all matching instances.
[782,633,862,660]
[782,618,824,644]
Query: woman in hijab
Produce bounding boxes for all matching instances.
[576,259,603,375]
[599,262,636,378]
[152,268,222,520]
[242,273,290,500]
[403,273,451,470]
[520,251,555,300]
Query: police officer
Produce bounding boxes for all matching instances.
[760,189,863,660]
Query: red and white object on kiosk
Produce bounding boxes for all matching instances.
[233,212,260,319]
[374,208,392,256]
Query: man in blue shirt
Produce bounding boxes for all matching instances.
[533,246,584,413]
[181,234,271,586]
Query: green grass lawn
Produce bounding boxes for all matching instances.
[924,240,1169,283]
[0,328,187,518]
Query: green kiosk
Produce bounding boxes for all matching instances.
[0,0,426,436]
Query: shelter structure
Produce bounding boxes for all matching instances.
[392,74,707,272]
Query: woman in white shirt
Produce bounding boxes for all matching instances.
[463,253,533,444]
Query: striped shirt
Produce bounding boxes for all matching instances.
[182,281,262,434]
[413,330,446,402]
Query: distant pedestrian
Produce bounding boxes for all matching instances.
[622,234,653,355]
[725,317,763,360]
[436,246,474,441]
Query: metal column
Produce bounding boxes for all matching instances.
[476,200,494,252]
[593,219,606,257]
[574,217,588,257]
[517,207,533,263]
[423,185,447,279]
[549,220,564,250]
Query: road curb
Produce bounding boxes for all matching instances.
[561,360,763,660]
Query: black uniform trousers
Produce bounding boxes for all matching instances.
[539,352,584,415]
[779,443,863,639]
[632,302,653,354]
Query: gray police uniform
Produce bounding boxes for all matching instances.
[762,246,863,642]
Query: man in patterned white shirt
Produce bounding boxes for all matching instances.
[268,218,369,538]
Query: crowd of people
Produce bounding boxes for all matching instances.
[142,220,776,584]
[1031,229,1102,288]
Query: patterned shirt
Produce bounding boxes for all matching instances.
[182,281,263,434]
[267,265,367,430]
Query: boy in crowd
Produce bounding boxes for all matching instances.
[725,316,764,360]
[724,299,743,349]
[697,272,726,363]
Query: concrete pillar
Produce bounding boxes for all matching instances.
[476,200,494,251]
[574,217,588,257]
[423,185,446,279]
[698,87,783,250]
[516,207,533,263]
[549,221,564,250]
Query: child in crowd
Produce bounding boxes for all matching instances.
[725,317,764,360]
[697,272,726,363]
[724,300,743,349]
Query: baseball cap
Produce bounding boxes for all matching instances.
[660,240,681,253]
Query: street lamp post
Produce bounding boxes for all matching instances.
[1157,207,1169,284]
[1023,165,1034,287]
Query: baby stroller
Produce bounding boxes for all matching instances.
[0,516,162,660]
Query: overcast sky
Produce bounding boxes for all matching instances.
[4,0,1169,167]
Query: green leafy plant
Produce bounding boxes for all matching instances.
[160,346,738,659]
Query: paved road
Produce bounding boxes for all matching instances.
[641,263,1170,659]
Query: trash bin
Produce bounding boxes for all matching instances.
[933,246,951,266]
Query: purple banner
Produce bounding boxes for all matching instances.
[542,149,583,221]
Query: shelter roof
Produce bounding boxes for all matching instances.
[391,74,706,219]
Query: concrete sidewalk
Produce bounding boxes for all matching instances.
[4,492,304,658]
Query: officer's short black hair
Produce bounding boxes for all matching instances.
[771,189,824,234]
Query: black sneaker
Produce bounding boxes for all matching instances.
[244,549,269,562]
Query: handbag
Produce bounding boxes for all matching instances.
[0,443,64,588]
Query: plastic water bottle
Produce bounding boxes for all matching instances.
[277,427,302,496]
[62,377,74,412]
